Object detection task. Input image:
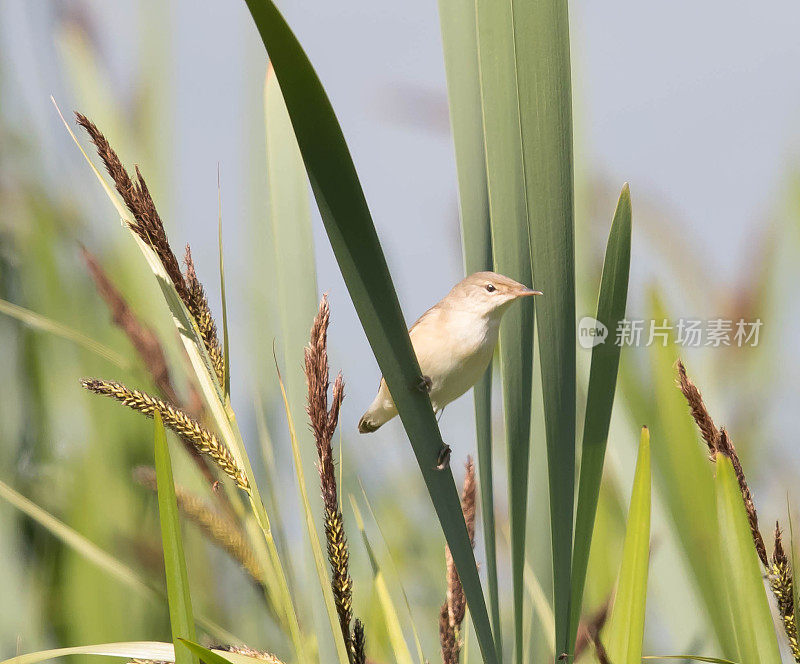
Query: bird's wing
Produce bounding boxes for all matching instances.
[409,302,442,336]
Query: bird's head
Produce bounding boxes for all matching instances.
[448,271,542,318]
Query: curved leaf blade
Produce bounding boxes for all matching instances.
[242,2,497,661]
[569,183,632,650]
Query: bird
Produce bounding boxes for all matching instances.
[358,271,541,435]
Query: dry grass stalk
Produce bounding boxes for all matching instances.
[82,378,248,490]
[676,359,767,564]
[76,113,226,389]
[184,245,225,387]
[770,523,800,660]
[304,295,361,663]
[134,466,262,584]
[439,457,476,664]
[676,359,800,660]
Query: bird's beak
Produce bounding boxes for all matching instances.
[516,287,543,297]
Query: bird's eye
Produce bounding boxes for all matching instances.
[485,283,496,293]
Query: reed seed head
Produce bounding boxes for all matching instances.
[304,295,358,662]
[439,457,476,664]
[184,245,225,387]
[82,378,248,490]
[76,113,187,302]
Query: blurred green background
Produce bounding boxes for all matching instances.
[2,1,800,662]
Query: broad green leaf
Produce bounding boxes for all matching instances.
[511,0,576,651]
[435,0,497,643]
[0,480,239,643]
[569,183,632,650]
[0,298,128,369]
[349,496,415,664]
[57,98,305,658]
[153,413,198,664]
[474,0,535,658]
[274,361,351,664]
[715,454,780,664]
[605,426,651,664]
[242,3,497,661]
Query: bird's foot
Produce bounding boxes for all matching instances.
[435,443,451,471]
[416,375,432,394]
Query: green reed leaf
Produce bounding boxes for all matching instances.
[474,0,535,657]
[435,0,497,648]
[569,183,632,651]
[242,3,497,661]
[605,426,651,664]
[715,454,780,664]
[218,173,231,399]
[511,0,576,651]
[153,413,198,664]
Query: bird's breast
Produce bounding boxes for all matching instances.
[410,312,498,409]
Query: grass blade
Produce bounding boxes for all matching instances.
[435,0,498,647]
[153,412,198,664]
[264,64,319,481]
[569,183,632,650]
[1,643,177,664]
[218,171,231,399]
[474,0,535,657]
[605,426,651,664]
[274,359,351,664]
[349,495,415,664]
[243,3,497,661]
[715,454,781,664]
[0,298,129,369]
[511,0,576,651]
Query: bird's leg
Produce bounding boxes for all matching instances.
[416,375,432,393]
[436,408,445,423]
[436,443,451,471]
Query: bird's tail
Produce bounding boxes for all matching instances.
[358,390,397,433]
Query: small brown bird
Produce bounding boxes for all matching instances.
[358,271,541,434]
